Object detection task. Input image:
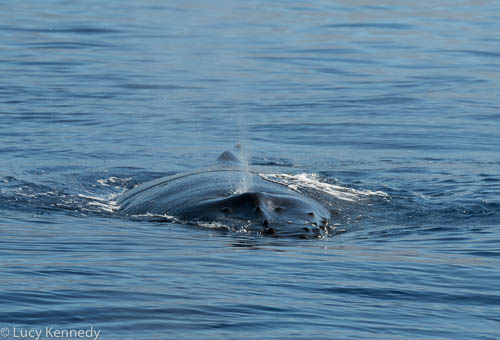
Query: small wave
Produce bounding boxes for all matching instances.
[259,173,389,202]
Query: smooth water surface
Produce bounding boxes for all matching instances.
[1,1,499,339]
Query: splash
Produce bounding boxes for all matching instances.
[259,173,389,202]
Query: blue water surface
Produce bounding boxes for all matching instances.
[1,1,499,339]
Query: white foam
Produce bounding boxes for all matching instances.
[259,173,388,202]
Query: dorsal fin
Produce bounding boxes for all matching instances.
[216,150,240,163]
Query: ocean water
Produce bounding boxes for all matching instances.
[1,1,499,339]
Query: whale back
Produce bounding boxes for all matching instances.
[117,151,333,238]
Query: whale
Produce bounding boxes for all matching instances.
[117,150,334,238]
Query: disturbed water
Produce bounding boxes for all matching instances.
[1,1,499,339]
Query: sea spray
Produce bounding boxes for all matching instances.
[234,143,253,193]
